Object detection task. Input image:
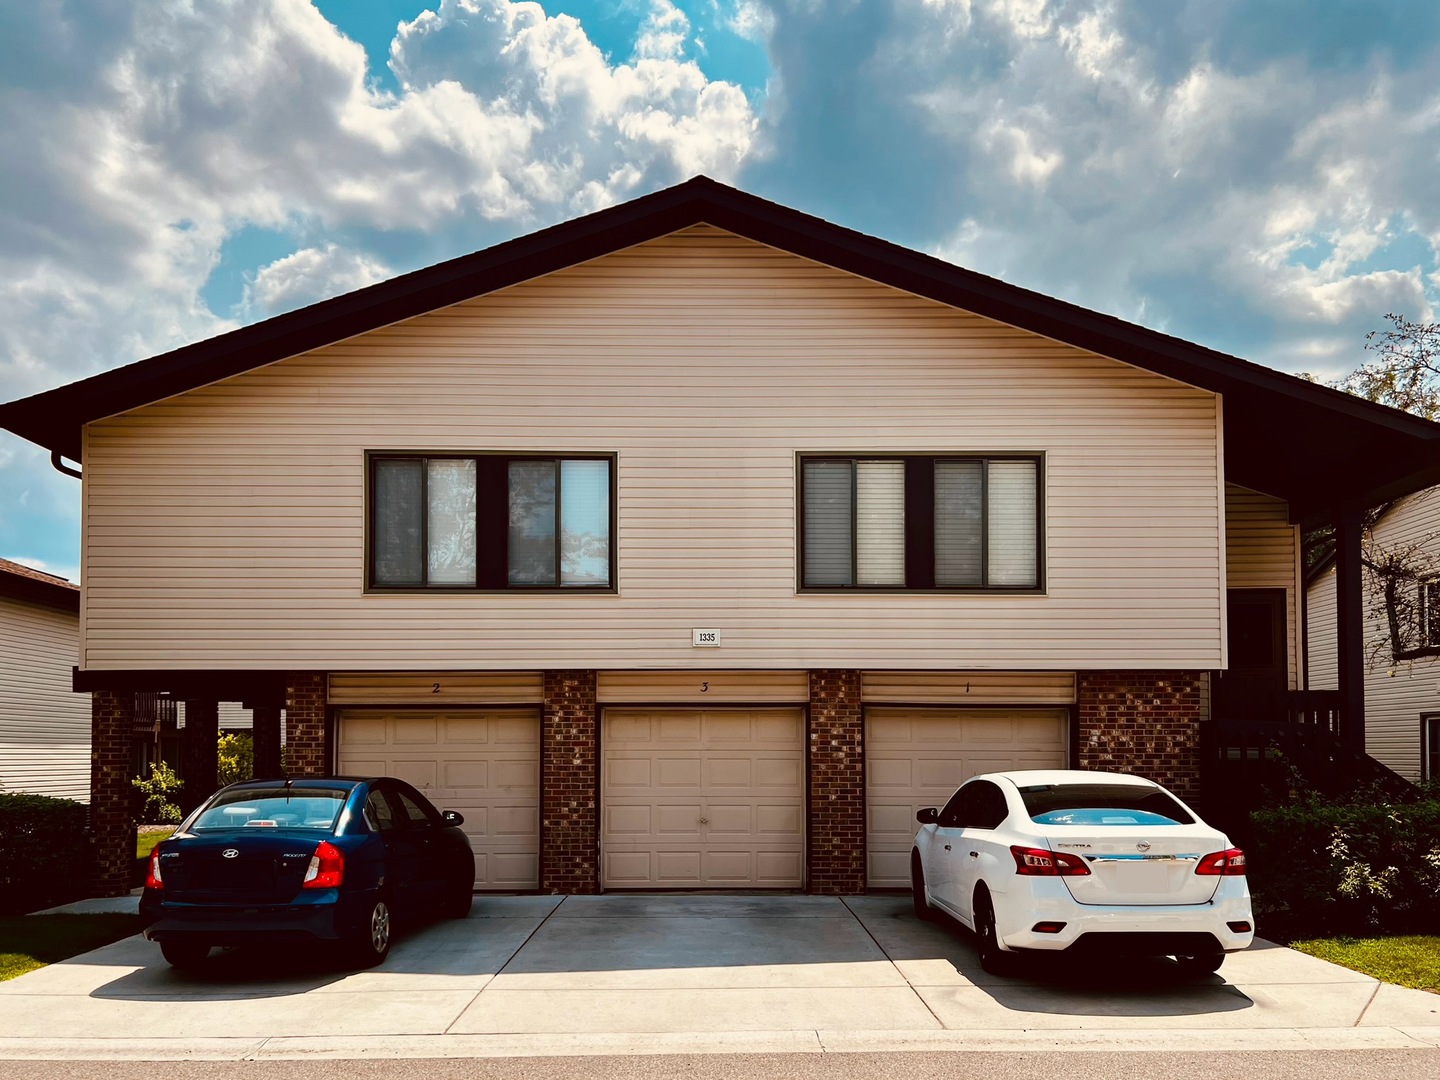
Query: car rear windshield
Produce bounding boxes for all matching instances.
[192,787,348,831]
[1016,784,1194,826]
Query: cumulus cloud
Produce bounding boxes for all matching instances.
[242,245,393,319]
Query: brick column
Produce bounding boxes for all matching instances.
[252,705,283,778]
[90,691,136,896]
[540,670,598,894]
[1077,671,1204,801]
[179,698,219,813]
[807,669,865,895]
[284,672,328,777]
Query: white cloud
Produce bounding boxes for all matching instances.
[636,0,692,60]
[243,245,393,319]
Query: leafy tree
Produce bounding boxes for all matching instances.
[1340,313,1440,419]
[217,733,254,786]
[132,762,183,825]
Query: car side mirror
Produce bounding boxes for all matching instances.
[916,807,938,825]
[442,810,465,827]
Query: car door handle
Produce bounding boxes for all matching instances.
[969,851,979,858]
[943,844,951,851]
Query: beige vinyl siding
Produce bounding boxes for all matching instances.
[82,226,1225,672]
[1225,484,1301,690]
[0,597,89,801]
[861,670,1075,704]
[1306,567,1338,692]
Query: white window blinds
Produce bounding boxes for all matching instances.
[856,461,905,586]
[987,460,1038,587]
[803,460,854,586]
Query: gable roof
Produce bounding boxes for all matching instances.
[0,558,79,613]
[3,175,1439,522]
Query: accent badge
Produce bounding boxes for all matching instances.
[222,848,240,859]
[1136,840,1151,852]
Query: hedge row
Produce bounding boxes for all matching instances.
[0,793,94,914]
[1248,798,1440,936]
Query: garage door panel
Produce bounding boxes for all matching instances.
[865,706,1067,888]
[602,708,803,888]
[756,851,804,884]
[337,709,539,891]
[656,757,703,787]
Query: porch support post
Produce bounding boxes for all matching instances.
[179,698,220,813]
[90,691,136,896]
[1334,503,1366,753]
[252,705,283,778]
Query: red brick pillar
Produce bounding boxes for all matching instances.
[284,672,328,777]
[252,705,283,778]
[90,691,136,896]
[540,670,598,894]
[179,698,219,813]
[1077,671,1203,801]
[807,669,865,895]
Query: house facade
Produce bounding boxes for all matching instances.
[1307,486,1440,783]
[0,559,87,801]
[5,178,1440,895]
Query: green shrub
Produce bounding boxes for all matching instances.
[1249,798,1440,936]
[0,794,93,914]
[217,733,254,786]
[131,762,183,825]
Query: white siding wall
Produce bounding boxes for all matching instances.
[82,226,1225,673]
[0,596,89,801]
[1225,484,1302,690]
[1304,486,1440,781]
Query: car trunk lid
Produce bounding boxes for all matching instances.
[1044,824,1229,906]
[159,833,323,903]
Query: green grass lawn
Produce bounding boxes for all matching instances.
[0,914,145,982]
[136,827,175,860]
[1289,936,1440,992]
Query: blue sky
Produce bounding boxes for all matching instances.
[2,0,1439,583]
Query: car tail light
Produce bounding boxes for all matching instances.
[145,850,163,890]
[1196,848,1247,876]
[1011,846,1091,876]
[302,841,344,889]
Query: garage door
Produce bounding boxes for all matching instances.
[865,707,1068,888]
[602,708,804,888]
[335,709,540,890]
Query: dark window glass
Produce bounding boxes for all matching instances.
[395,790,434,827]
[365,791,396,832]
[509,461,557,585]
[374,460,423,586]
[935,459,982,586]
[1016,783,1194,825]
[803,460,854,586]
[1424,715,1440,782]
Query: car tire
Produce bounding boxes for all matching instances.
[911,852,936,922]
[443,878,473,920]
[973,891,1014,977]
[347,897,393,968]
[1173,950,1225,977]
[159,939,210,970]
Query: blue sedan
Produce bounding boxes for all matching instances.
[140,776,476,969]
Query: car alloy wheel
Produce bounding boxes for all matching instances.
[911,853,935,922]
[974,892,1013,977]
[350,898,392,967]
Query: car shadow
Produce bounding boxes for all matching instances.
[846,895,1254,1017]
[89,909,525,1001]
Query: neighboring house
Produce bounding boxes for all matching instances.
[1307,485,1440,783]
[4,177,1440,895]
[0,558,87,801]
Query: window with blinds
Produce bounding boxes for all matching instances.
[800,455,1041,590]
[369,453,614,590]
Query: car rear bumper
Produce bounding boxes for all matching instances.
[141,888,375,946]
[994,877,1255,955]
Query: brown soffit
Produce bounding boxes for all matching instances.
[2,175,1439,520]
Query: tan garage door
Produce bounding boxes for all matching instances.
[602,708,804,888]
[865,707,1068,888]
[335,709,540,890]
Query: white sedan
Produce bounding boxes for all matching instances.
[911,769,1254,976]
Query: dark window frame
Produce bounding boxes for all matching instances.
[1423,713,1440,783]
[796,453,1045,593]
[365,450,617,593]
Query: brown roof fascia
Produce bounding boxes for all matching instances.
[4,176,1440,468]
[0,559,79,613]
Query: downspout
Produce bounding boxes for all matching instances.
[50,451,81,479]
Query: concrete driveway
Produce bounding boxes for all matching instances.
[1,894,1437,1059]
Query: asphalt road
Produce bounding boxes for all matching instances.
[3,1051,1440,1080]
